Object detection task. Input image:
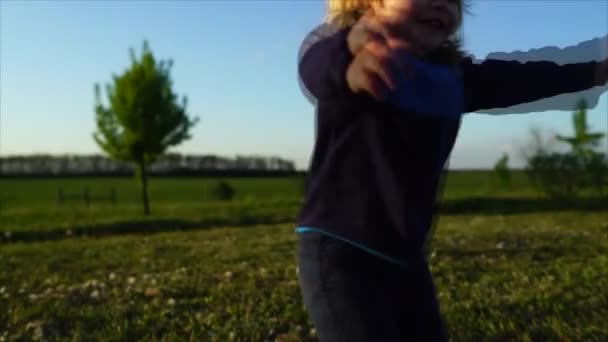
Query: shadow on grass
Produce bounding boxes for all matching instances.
[439,196,607,215]
[1,214,294,244]
[2,196,606,244]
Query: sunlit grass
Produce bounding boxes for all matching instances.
[1,212,606,341]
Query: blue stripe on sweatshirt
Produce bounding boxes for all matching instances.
[295,226,408,268]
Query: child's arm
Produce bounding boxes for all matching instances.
[298,24,462,118]
[298,23,354,104]
[388,52,463,119]
[461,57,606,113]
[298,21,406,105]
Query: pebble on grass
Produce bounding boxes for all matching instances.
[144,287,160,297]
[25,321,44,340]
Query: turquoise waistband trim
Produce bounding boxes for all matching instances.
[295,226,407,267]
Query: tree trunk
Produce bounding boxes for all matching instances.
[136,161,150,215]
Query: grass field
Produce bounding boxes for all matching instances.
[0,171,538,209]
[1,173,607,341]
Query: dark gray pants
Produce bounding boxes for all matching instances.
[297,232,448,342]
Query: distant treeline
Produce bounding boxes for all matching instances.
[0,154,298,177]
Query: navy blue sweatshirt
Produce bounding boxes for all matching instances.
[296,25,603,263]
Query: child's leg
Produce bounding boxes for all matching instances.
[297,232,447,341]
[393,260,449,341]
[297,232,398,341]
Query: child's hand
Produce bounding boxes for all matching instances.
[346,12,418,101]
[348,9,422,59]
[347,11,389,55]
[346,40,410,100]
[595,58,608,86]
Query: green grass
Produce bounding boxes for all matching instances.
[0,200,302,241]
[0,172,541,209]
[1,212,606,341]
[2,173,605,242]
[0,174,607,340]
[0,177,305,210]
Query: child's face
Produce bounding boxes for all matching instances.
[379,0,461,55]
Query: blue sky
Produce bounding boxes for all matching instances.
[1,0,607,169]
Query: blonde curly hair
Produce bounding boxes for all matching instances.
[326,0,472,67]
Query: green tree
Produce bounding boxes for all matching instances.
[93,41,198,215]
[494,153,511,188]
[556,98,607,194]
[555,98,605,159]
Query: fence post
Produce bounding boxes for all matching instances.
[58,187,64,205]
[111,187,117,206]
[84,187,90,207]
